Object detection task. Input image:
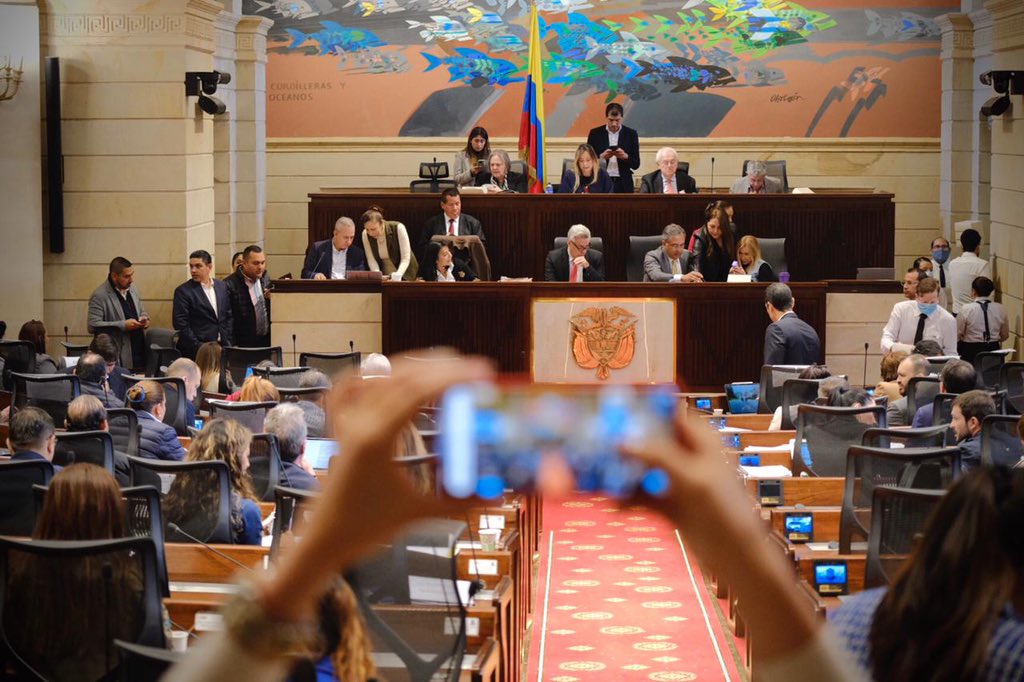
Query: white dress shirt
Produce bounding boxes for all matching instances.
[331,245,348,280]
[201,281,217,315]
[957,297,1009,343]
[606,127,620,177]
[946,252,991,314]
[880,299,957,355]
[436,268,456,282]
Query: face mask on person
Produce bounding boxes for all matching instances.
[931,248,950,264]
[918,303,938,316]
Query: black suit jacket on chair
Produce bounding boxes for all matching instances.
[763,312,822,366]
[300,239,368,279]
[418,213,486,259]
[172,279,233,359]
[544,248,605,282]
[586,125,641,193]
[639,170,698,194]
[224,269,272,349]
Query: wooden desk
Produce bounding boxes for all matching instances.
[165,543,269,583]
[793,545,866,594]
[745,476,848,507]
[769,507,842,542]
[308,190,895,282]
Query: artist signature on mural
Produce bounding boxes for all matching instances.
[771,93,803,103]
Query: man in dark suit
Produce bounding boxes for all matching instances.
[763,283,821,366]
[586,102,640,194]
[224,244,271,348]
[545,224,605,282]
[87,256,150,371]
[172,249,233,359]
[301,216,368,280]
[418,188,486,262]
[643,224,704,282]
[639,147,698,194]
[6,407,60,472]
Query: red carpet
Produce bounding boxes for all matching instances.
[526,494,743,681]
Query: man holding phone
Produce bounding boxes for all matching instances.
[586,102,641,194]
[87,256,151,372]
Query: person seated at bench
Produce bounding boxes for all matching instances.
[128,380,185,461]
[767,364,842,431]
[263,404,319,492]
[66,395,131,485]
[558,144,613,194]
[74,351,122,409]
[418,242,478,282]
[7,407,60,472]
[912,359,976,428]
[874,350,907,403]
[164,418,262,545]
[198,341,233,394]
[831,466,1024,681]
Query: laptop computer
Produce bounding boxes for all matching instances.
[305,438,340,470]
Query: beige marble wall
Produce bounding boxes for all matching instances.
[0,1,45,330]
[825,292,907,386]
[265,138,940,279]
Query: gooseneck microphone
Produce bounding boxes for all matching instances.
[709,156,715,193]
[292,333,298,366]
[349,340,355,354]
[310,250,326,279]
[862,342,870,389]
[64,325,69,345]
[167,523,253,573]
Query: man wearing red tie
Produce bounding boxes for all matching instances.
[544,224,605,282]
[418,188,486,262]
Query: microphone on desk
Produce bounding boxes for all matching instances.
[862,342,870,389]
[292,334,298,367]
[167,522,254,573]
[709,157,715,193]
[349,339,355,354]
[310,250,326,279]
[64,326,69,345]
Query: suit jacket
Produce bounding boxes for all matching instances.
[419,213,486,259]
[586,125,641,193]
[886,396,912,428]
[557,169,615,194]
[544,248,605,282]
[172,279,233,359]
[87,279,148,369]
[301,239,368,279]
[730,175,784,194]
[224,269,272,348]
[763,312,821,366]
[643,247,694,282]
[475,170,528,194]
[639,170,698,194]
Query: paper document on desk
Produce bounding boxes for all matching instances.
[740,465,792,478]
[720,426,751,433]
[745,440,795,452]
[791,188,815,194]
[409,575,473,606]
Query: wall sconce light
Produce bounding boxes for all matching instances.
[1,57,24,102]
[979,70,1023,118]
[185,70,231,115]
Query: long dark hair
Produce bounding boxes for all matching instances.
[702,207,735,259]
[463,126,490,165]
[868,467,1024,681]
[18,320,48,354]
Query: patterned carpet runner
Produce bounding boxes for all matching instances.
[526,494,743,682]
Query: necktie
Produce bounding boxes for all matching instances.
[448,219,455,236]
[251,280,268,336]
[981,301,991,342]
[570,261,579,283]
[939,263,946,288]
[665,176,675,194]
[671,259,681,275]
[914,312,927,344]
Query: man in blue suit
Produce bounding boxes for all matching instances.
[7,407,60,472]
[763,283,821,366]
[172,249,233,359]
[302,216,368,280]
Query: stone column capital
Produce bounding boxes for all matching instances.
[985,0,1024,53]
[235,16,273,63]
[937,13,975,58]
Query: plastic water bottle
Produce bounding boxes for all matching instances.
[545,184,554,194]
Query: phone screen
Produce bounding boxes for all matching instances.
[439,383,676,500]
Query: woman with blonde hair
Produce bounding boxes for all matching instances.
[360,205,418,282]
[237,375,280,403]
[164,418,262,545]
[128,380,185,461]
[558,143,613,194]
[736,235,777,282]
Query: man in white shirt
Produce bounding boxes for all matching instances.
[301,217,368,280]
[929,235,951,308]
[880,277,957,355]
[947,228,991,314]
[643,224,703,282]
[900,266,924,300]
[172,249,233,359]
[957,275,1009,362]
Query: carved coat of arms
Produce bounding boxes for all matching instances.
[569,306,637,380]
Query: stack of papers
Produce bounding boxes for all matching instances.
[740,465,792,478]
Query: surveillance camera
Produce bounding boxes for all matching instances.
[981,94,1011,117]
[980,70,1023,95]
[185,70,233,97]
[198,94,227,115]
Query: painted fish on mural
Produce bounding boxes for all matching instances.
[742,61,786,85]
[573,59,660,102]
[285,21,386,55]
[540,12,618,59]
[536,0,596,12]
[865,10,940,40]
[543,56,605,84]
[586,32,667,64]
[635,56,736,91]
[407,16,473,42]
[253,0,326,21]
[342,0,404,16]
[344,50,410,74]
[421,47,524,86]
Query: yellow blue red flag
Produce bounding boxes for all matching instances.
[518,3,545,193]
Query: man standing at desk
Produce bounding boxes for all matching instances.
[302,217,368,280]
[224,245,271,348]
[587,102,640,194]
[418,188,486,262]
[172,250,233,359]
[762,283,821,365]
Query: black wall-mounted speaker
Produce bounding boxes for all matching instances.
[44,56,64,253]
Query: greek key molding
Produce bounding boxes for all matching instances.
[48,13,186,37]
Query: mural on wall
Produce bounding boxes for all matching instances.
[247,0,957,138]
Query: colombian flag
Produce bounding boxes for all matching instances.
[518,3,545,193]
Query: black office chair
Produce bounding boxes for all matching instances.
[54,430,115,474]
[999,362,1024,414]
[626,235,664,282]
[779,378,829,430]
[864,486,946,588]
[144,327,180,378]
[793,404,887,477]
[299,351,362,378]
[269,485,320,561]
[0,536,166,680]
[926,356,954,375]
[222,346,283,390]
[981,415,1024,467]
[126,457,233,544]
[974,349,1014,390]
[278,386,330,403]
[410,159,454,193]
[509,159,528,178]
[905,376,941,418]
[107,408,141,459]
[251,366,311,389]
[123,375,189,437]
[248,433,283,502]
[347,519,468,682]
[0,340,37,390]
[10,372,81,425]
[115,640,184,682]
[758,364,810,414]
[61,341,89,362]
[208,400,277,434]
[560,156,610,179]
[861,425,949,449]
[0,459,54,536]
[758,238,788,276]
[839,444,959,554]
[742,159,789,192]
[553,236,603,253]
